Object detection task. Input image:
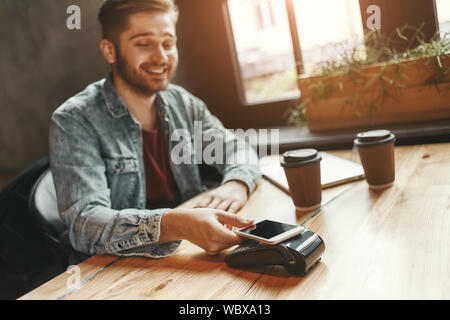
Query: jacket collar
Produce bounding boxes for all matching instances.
[102,72,130,118]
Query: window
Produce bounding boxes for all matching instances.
[436,0,450,36]
[177,0,443,128]
[227,0,364,104]
[292,0,364,74]
[255,0,276,30]
[227,0,299,104]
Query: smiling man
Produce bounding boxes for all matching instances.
[49,0,261,259]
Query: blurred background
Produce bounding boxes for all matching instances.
[1,0,449,183]
[0,0,106,181]
[1,0,449,300]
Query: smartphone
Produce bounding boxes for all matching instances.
[235,219,306,245]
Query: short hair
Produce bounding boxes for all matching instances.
[98,0,179,45]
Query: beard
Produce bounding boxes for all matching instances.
[114,48,177,97]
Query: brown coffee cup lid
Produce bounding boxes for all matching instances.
[354,130,395,147]
[281,149,322,168]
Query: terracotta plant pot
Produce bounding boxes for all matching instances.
[298,55,450,132]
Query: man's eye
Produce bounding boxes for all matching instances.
[163,43,174,50]
[136,43,149,47]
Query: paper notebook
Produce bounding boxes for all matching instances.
[261,152,365,192]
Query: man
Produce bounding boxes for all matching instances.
[49,0,261,259]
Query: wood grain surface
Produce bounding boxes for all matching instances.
[19,256,120,300]
[19,143,450,300]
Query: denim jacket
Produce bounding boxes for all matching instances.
[49,73,261,258]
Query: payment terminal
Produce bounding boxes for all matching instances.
[225,229,325,276]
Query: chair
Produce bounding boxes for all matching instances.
[28,164,91,264]
[0,158,89,299]
[0,157,67,299]
[28,168,67,247]
[28,167,78,269]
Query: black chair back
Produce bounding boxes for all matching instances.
[0,158,68,299]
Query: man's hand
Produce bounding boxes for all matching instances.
[159,208,254,256]
[195,180,249,213]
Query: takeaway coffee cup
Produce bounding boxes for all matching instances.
[354,130,396,190]
[281,149,322,212]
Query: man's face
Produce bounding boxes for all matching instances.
[113,11,178,97]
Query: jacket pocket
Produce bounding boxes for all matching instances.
[104,156,139,174]
[104,156,141,209]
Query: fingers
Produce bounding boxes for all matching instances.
[208,198,222,209]
[197,196,238,213]
[197,196,243,214]
[216,211,254,228]
[182,208,253,256]
[214,225,242,243]
[227,201,241,213]
[217,200,231,211]
[195,224,241,257]
[206,237,245,256]
[195,194,222,209]
[195,194,213,208]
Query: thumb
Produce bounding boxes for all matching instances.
[216,211,254,228]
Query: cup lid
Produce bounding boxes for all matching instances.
[354,130,395,147]
[281,149,322,167]
[357,130,391,142]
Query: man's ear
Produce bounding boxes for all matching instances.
[100,39,117,65]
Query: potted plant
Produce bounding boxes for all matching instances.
[288,26,450,132]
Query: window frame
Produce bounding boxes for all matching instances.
[223,0,440,107]
[222,0,303,107]
[175,0,441,129]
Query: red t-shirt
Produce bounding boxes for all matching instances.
[142,120,178,209]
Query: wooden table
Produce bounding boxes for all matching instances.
[20,143,450,300]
